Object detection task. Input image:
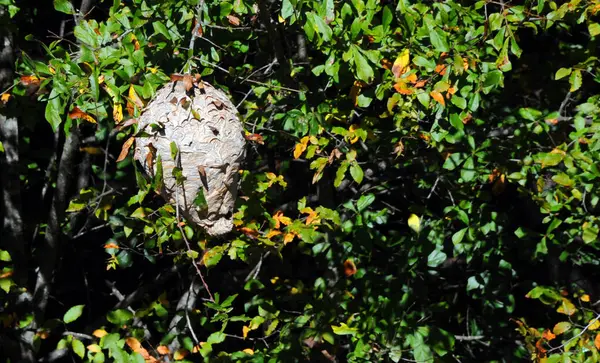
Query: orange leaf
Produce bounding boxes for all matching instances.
[244,133,264,145]
[446,87,457,98]
[242,326,251,339]
[462,114,472,124]
[581,294,591,302]
[273,210,292,229]
[0,270,13,279]
[116,137,135,162]
[193,19,203,37]
[69,106,97,124]
[301,207,320,225]
[595,333,600,350]
[406,73,418,84]
[239,227,259,239]
[20,75,41,86]
[227,15,241,26]
[414,80,426,88]
[542,329,556,341]
[104,243,119,249]
[430,90,445,106]
[434,64,447,75]
[92,329,108,338]
[156,345,170,355]
[393,81,413,95]
[343,259,357,277]
[125,337,142,351]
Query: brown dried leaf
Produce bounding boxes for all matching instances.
[244,133,264,145]
[183,74,194,92]
[117,137,135,162]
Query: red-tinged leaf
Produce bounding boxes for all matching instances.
[20,75,41,85]
[69,106,97,124]
[343,259,357,277]
[170,74,184,82]
[414,80,426,88]
[227,15,241,26]
[116,118,138,130]
[117,136,135,162]
[552,321,571,335]
[430,90,445,106]
[391,49,410,78]
[193,19,203,37]
[245,133,264,145]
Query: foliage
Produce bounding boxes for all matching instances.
[2,0,600,362]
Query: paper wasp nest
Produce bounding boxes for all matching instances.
[133,79,246,236]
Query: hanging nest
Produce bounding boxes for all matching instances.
[133,77,246,236]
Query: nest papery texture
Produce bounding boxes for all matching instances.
[133,80,246,236]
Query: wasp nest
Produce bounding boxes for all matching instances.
[133,78,246,236]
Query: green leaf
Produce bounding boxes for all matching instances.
[71,339,85,359]
[193,188,208,210]
[553,322,572,335]
[152,22,171,40]
[589,22,600,37]
[427,250,447,268]
[356,194,375,212]
[334,161,349,188]
[583,223,599,244]
[483,71,503,87]
[429,28,449,52]
[451,95,466,110]
[53,0,74,14]
[569,69,582,92]
[45,89,63,132]
[555,67,572,80]
[452,228,467,244]
[106,309,134,325]
[349,163,364,184]
[281,0,294,19]
[331,323,358,335]
[552,173,573,187]
[170,142,179,160]
[207,332,226,344]
[63,305,84,324]
[519,108,542,121]
[352,46,374,82]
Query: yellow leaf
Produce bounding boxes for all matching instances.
[392,49,410,78]
[283,232,296,244]
[242,326,251,339]
[293,136,309,159]
[556,298,576,316]
[173,349,188,360]
[128,84,144,109]
[113,103,123,123]
[243,348,254,355]
[589,319,600,331]
[430,90,445,106]
[265,230,282,239]
[278,14,285,23]
[92,329,108,338]
[581,294,590,302]
[87,344,102,353]
[408,214,421,233]
[1,93,11,104]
